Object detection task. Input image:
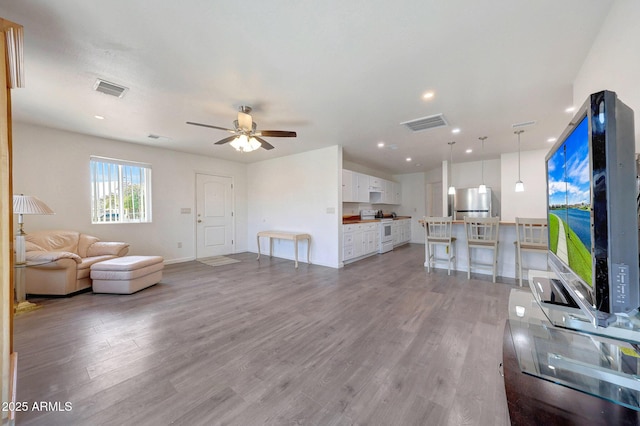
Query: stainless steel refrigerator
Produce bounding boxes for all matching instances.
[454,187,492,220]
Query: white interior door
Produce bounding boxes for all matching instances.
[196,174,234,258]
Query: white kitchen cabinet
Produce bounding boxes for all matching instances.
[342,169,353,202]
[392,219,411,247]
[343,222,380,263]
[353,172,369,203]
[362,223,379,254]
[392,182,402,205]
[342,169,401,205]
[368,176,383,191]
[382,180,393,204]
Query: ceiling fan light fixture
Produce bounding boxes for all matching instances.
[230,134,261,152]
[248,137,261,151]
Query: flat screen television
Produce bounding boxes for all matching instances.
[546,90,638,326]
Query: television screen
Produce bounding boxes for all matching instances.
[545,90,638,325]
[547,117,592,287]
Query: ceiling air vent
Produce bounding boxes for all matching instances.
[401,113,448,132]
[512,120,536,129]
[93,79,128,98]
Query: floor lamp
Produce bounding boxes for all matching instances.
[13,194,54,313]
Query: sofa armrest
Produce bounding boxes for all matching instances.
[25,250,82,264]
[86,242,129,257]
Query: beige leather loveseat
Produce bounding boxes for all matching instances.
[25,230,129,296]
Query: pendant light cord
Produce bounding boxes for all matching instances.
[479,136,487,185]
[516,130,523,180]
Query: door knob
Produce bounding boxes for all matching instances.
[197,220,202,223]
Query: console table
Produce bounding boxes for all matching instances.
[256,231,311,268]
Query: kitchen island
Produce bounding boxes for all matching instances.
[419,219,548,281]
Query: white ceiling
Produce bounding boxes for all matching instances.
[0,0,614,174]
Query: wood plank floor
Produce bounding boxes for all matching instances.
[13,244,513,425]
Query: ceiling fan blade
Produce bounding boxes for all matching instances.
[258,130,297,138]
[238,111,253,132]
[186,121,235,132]
[254,136,274,150]
[214,135,239,145]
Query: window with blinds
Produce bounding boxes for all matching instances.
[90,156,152,224]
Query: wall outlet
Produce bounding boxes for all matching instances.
[177,242,182,248]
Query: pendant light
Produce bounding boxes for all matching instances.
[478,136,487,194]
[515,130,524,192]
[447,141,456,195]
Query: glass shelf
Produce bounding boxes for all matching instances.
[508,287,640,411]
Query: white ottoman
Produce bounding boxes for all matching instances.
[91,255,164,294]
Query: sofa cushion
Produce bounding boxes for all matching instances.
[25,241,46,252]
[77,255,118,271]
[26,230,80,254]
[87,242,129,257]
[78,234,100,258]
[25,250,82,264]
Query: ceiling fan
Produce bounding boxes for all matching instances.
[186,106,297,152]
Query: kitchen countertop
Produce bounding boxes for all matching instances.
[342,215,412,224]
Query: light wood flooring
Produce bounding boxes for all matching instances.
[14,244,513,425]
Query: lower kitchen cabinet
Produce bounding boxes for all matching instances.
[343,222,379,263]
[392,219,411,247]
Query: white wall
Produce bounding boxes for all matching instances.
[500,149,548,222]
[342,160,394,181]
[12,123,248,263]
[573,0,640,152]
[247,145,341,268]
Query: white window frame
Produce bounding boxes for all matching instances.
[90,156,152,224]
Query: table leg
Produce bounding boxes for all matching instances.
[307,237,311,265]
[294,237,299,268]
[256,235,261,260]
[269,237,273,257]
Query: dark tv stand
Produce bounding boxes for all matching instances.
[503,320,640,425]
[504,275,640,425]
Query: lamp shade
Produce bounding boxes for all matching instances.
[13,195,55,215]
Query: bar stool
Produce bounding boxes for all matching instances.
[464,217,500,283]
[514,217,548,287]
[423,216,456,275]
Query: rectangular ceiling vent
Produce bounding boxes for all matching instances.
[401,113,448,132]
[512,120,536,129]
[93,79,128,98]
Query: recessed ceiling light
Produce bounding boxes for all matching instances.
[451,128,461,134]
[465,149,472,153]
[406,157,412,162]
[377,142,385,148]
[565,106,575,113]
[422,91,434,100]
[547,137,557,143]
[94,115,105,120]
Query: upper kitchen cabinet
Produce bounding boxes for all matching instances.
[342,169,401,205]
[342,169,353,201]
[343,170,370,203]
[392,182,401,205]
[368,176,383,191]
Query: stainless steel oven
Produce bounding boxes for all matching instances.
[379,219,393,253]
